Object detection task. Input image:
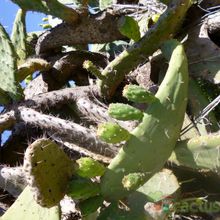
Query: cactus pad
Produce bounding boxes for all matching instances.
[170,134,220,172]
[97,122,131,144]
[108,103,144,121]
[67,176,101,200]
[11,9,27,65]
[101,40,188,200]
[0,23,18,102]
[23,139,74,207]
[1,186,60,220]
[123,84,156,103]
[75,157,106,178]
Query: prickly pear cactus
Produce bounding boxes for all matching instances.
[11,0,79,24]
[11,9,27,65]
[170,134,220,172]
[0,23,18,103]
[23,138,75,207]
[100,40,189,200]
[67,176,101,200]
[97,122,131,143]
[108,103,144,121]
[1,186,60,220]
[75,157,106,178]
[123,84,156,103]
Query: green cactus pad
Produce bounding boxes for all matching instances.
[11,9,27,65]
[123,84,157,103]
[0,23,18,102]
[67,176,100,200]
[108,103,144,121]
[170,134,220,172]
[97,122,131,144]
[126,169,179,220]
[128,169,179,207]
[1,186,60,220]
[11,0,79,24]
[75,157,106,178]
[23,139,74,207]
[79,195,104,216]
[101,40,188,200]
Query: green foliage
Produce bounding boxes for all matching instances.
[108,103,144,121]
[11,0,79,24]
[75,157,106,178]
[122,172,147,191]
[0,23,19,103]
[23,139,74,207]
[0,186,60,220]
[97,122,131,144]
[118,16,141,42]
[128,169,179,205]
[79,196,104,216]
[170,134,220,172]
[11,9,27,65]
[1,0,219,219]
[67,176,101,200]
[123,84,157,103]
[101,40,188,200]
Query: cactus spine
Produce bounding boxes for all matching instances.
[100,40,189,200]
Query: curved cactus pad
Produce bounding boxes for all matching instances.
[1,186,60,220]
[123,84,156,103]
[23,138,74,207]
[108,103,144,121]
[101,40,188,200]
[97,122,131,144]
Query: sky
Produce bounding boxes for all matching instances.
[0,0,46,144]
[0,0,46,34]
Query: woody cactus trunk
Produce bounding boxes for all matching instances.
[0,0,220,219]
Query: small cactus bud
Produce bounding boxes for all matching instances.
[108,103,144,121]
[123,85,156,103]
[97,122,131,144]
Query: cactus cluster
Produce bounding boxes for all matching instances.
[0,0,220,219]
